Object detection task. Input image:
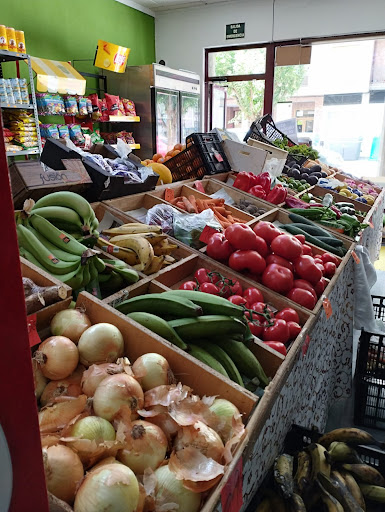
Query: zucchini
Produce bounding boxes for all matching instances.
[215,338,269,387]
[279,224,346,256]
[288,212,323,225]
[316,237,343,247]
[194,341,244,387]
[189,344,229,377]
[289,223,335,238]
[288,213,336,238]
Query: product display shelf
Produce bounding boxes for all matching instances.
[0,51,42,158]
[0,102,33,109]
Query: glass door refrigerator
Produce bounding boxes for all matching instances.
[108,64,200,159]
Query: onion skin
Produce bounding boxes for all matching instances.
[36,336,79,380]
[50,309,91,343]
[93,374,144,422]
[74,463,139,512]
[117,420,167,474]
[43,445,84,504]
[208,398,241,443]
[78,323,124,367]
[174,421,224,463]
[132,354,171,391]
[154,465,201,512]
[33,360,47,400]
[81,362,124,397]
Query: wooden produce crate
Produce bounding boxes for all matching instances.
[334,172,382,195]
[152,184,255,224]
[310,185,372,216]
[194,178,278,218]
[152,252,315,371]
[102,192,173,223]
[154,172,232,192]
[21,257,72,334]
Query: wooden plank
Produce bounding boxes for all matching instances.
[20,257,72,298]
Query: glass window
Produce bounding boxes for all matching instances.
[208,48,266,77]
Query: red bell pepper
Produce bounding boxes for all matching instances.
[253,172,271,194]
[233,172,251,192]
[249,185,267,199]
[266,184,287,205]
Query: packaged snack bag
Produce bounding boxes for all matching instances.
[122,98,136,116]
[86,98,93,115]
[105,93,120,116]
[53,95,65,115]
[119,99,125,116]
[58,125,70,139]
[78,96,88,117]
[5,80,15,104]
[64,95,79,115]
[99,98,109,121]
[45,124,60,139]
[88,93,101,120]
[68,124,85,145]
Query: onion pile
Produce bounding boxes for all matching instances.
[33,307,246,510]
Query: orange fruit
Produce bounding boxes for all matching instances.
[174,143,183,151]
[158,158,165,163]
[172,150,181,157]
[152,153,163,162]
[166,150,174,157]
[164,156,172,161]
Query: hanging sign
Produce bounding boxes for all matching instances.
[94,40,130,73]
[226,23,245,40]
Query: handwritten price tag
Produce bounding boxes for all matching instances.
[322,297,333,319]
[27,314,41,348]
[352,251,361,264]
[199,225,220,244]
[221,457,243,512]
[164,188,174,202]
[194,181,205,193]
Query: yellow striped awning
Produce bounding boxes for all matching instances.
[30,57,86,95]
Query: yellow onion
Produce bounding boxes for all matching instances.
[132,353,172,391]
[74,463,139,512]
[117,420,167,474]
[81,360,131,397]
[40,365,84,407]
[208,398,242,443]
[91,457,122,471]
[35,336,79,380]
[32,360,47,400]
[43,445,84,504]
[174,420,224,463]
[70,416,116,442]
[50,309,91,343]
[154,465,201,512]
[93,374,144,421]
[39,394,87,434]
[78,323,124,367]
[143,405,180,440]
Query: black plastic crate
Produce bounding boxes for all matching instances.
[355,376,385,430]
[243,114,297,147]
[372,295,385,321]
[164,132,231,182]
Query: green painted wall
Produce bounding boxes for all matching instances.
[1,0,155,81]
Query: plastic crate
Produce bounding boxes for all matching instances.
[164,132,231,182]
[372,295,385,322]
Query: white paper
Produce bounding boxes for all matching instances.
[125,208,148,223]
[210,188,235,205]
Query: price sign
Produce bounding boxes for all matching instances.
[27,314,41,348]
[199,225,220,244]
[322,297,333,319]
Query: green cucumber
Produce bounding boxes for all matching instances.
[288,213,337,237]
[316,237,343,247]
[279,224,345,256]
[289,223,336,238]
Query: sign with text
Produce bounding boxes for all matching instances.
[94,40,130,73]
[226,23,245,40]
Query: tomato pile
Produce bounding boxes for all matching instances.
[178,267,305,356]
[206,221,340,310]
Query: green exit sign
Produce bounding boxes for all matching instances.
[226,23,245,40]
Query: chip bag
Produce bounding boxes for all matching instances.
[105,93,120,116]
[122,98,136,117]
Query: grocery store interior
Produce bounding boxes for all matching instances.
[2,1,385,512]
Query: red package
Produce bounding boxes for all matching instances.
[119,99,125,116]
[88,93,101,120]
[122,98,136,116]
[99,98,109,121]
[105,93,120,117]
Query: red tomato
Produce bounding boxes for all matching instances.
[228,295,247,306]
[194,268,211,284]
[275,307,299,324]
[253,221,282,244]
[263,319,290,343]
[206,233,234,262]
[245,311,264,337]
[287,288,316,309]
[229,280,243,296]
[264,341,287,356]
[321,252,340,266]
[266,254,294,273]
[294,255,323,285]
[324,262,336,278]
[270,235,303,261]
[252,234,269,258]
[294,234,306,244]
[262,264,294,295]
[200,282,220,295]
[243,287,264,306]
[179,281,198,290]
[229,250,266,275]
[293,279,317,301]
[301,244,313,256]
[287,321,302,340]
[250,302,275,319]
[225,224,259,251]
[315,263,325,275]
[314,277,328,297]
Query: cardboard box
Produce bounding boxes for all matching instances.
[10,159,91,209]
[222,139,267,175]
[247,138,288,175]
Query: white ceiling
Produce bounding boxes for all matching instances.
[132,0,234,12]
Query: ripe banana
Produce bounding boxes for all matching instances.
[96,238,140,266]
[359,483,385,503]
[17,225,80,275]
[153,239,178,256]
[317,479,344,512]
[142,255,165,275]
[162,255,176,266]
[318,428,382,449]
[109,233,167,247]
[169,315,246,341]
[290,493,306,512]
[29,206,83,229]
[340,470,366,511]
[264,490,286,512]
[127,312,187,350]
[327,442,363,464]
[98,236,153,272]
[193,341,244,387]
[25,224,80,263]
[294,450,312,495]
[116,294,202,318]
[162,290,245,317]
[29,214,87,256]
[102,223,162,235]
[188,344,229,377]
[318,473,363,512]
[32,191,97,230]
[255,497,272,512]
[274,454,294,499]
[342,463,385,486]
[308,443,331,482]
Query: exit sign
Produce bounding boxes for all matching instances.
[226,23,245,40]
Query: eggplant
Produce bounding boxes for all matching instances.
[309,164,322,173]
[307,175,318,186]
